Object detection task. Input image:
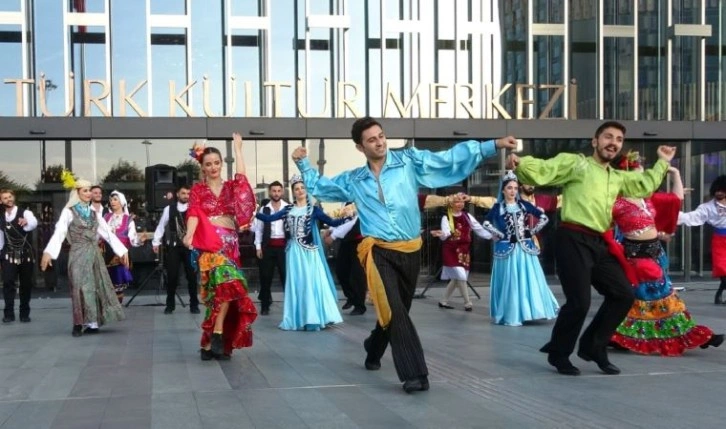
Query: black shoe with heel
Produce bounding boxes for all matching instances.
[700,334,725,349]
[438,302,454,309]
[577,349,620,375]
[72,325,83,337]
[363,337,381,370]
[211,333,224,357]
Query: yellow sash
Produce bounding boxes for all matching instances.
[357,236,422,328]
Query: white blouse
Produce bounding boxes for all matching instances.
[678,199,726,229]
[43,207,128,259]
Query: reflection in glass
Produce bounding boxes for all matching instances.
[603,37,635,120]
[638,2,667,120]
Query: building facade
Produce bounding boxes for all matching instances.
[0,0,725,279]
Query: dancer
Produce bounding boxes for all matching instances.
[103,190,144,304]
[431,196,491,311]
[90,185,109,216]
[508,121,675,375]
[152,185,200,314]
[481,171,559,325]
[40,172,127,337]
[325,207,367,315]
[293,116,517,393]
[253,181,289,315]
[0,189,38,323]
[255,176,347,330]
[678,175,726,304]
[609,153,722,354]
[183,134,257,360]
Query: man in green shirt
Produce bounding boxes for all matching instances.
[507,121,675,376]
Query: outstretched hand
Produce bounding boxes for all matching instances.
[657,146,677,162]
[506,153,520,170]
[292,146,307,162]
[495,136,518,150]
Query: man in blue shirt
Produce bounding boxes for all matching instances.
[293,117,516,393]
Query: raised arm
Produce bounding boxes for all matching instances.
[512,152,581,187]
[255,209,287,223]
[233,132,246,176]
[313,206,349,227]
[293,147,353,203]
[667,166,684,200]
[22,209,38,231]
[678,202,711,227]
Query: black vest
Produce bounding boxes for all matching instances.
[164,202,187,247]
[262,204,288,244]
[342,218,362,243]
[0,208,34,264]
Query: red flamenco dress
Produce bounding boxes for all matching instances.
[610,193,714,356]
[188,174,258,355]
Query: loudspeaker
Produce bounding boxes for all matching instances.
[145,164,177,211]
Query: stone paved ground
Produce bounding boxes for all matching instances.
[0,279,724,429]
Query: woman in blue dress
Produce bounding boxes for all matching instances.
[482,170,559,326]
[255,175,346,331]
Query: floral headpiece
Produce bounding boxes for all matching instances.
[189,140,206,164]
[60,169,77,190]
[290,174,304,187]
[616,150,641,171]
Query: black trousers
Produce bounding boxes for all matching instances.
[336,240,366,308]
[2,260,34,318]
[258,244,286,309]
[544,227,635,357]
[365,247,428,382]
[165,245,199,309]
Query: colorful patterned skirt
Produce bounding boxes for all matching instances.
[196,226,257,354]
[611,247,713,356]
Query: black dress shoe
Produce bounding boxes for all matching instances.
[190,306,201,314]
[163,307,174,314]
[577,349,621,375]
[716,291,726,305]
[83,327,99,334]
[363,337,381,370]
[402,377,429,393]
[2,316,15,323]
[19,316,31,323]
[260,308,270,316]
[342,300,353,310]
[350,307,366,315]
[72,325,83,337]
[700,334,725,349]
[547,354,581,376]
[464,305,473,312]
[438,302,454,309]
[211,333,224,357]
[200,349,214,361]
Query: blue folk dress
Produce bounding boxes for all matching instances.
[256,204,346,331]
[482,200,559,326]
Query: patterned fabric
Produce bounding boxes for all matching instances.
[104,212,133,299]
[67,207,125,325]
[441,213,472,270]
[611,242,713,356]
[197,226,256,353]
[188,174,256,228]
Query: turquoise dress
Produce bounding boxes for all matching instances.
[256,204,345,331]
[483,201,559,326]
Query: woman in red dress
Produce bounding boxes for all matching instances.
[183,133,257,360]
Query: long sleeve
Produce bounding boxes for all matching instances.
[482,207,505,239]
[313,206,349,227]
[619,160,669,198]
[0,231,3,251]
[330,217,357,240]
[468,214,492,240]
[151,206,170,247]
[523,202,549,234]
[255,210,287,223]
[231,174,257,227]
[297,157,353,203]
[22,209,38,232]
[127,220,142,247]
[43,208,73,259]
[515,152,581,187]
[678,202,711,226]
[438,215,452,241]
[469,196,497,209]
[407,140,497,188]
[96,213,128,256]
[253,217,263,250]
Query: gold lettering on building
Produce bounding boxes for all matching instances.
[169,80,196,117]
[263,81,292,117]
[538,84,565,119]
[297,78,330,118]
[337,81,361,118]
[118,79,148,117]
[454,83,476,118]
[4,78,34,116]
[429,83,448,118]
[383,82,424,118]
[83,79,111,117]
[515,84,535,120]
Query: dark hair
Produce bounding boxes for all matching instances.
[351,117,383,145]
[201,147,223,163]
[90,185,102,192]
[710,175,726,197]
[594,121,626,138]
[176,184,190,192]
[0,189,14,197]
[269,181,283,190]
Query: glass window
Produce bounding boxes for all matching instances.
[605,0,635,25]
[33,0,68,116]
[603,37,635,120]
[638,2,667,120]
[672,36,702,120]
[110,0,149,116]
[533,0,565,23]
[150,0,186,15]
[705,1,725,120]
[72,26,109,116]
[150,27,187,117]
[0,1,20,12]
[190,0,223,116]
[0,25,24,116]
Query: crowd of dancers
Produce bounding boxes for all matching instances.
[1,118,725,393]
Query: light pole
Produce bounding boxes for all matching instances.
[141,140,152,166]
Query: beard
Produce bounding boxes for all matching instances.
[596,145,620,162]
[271,195,282,202]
